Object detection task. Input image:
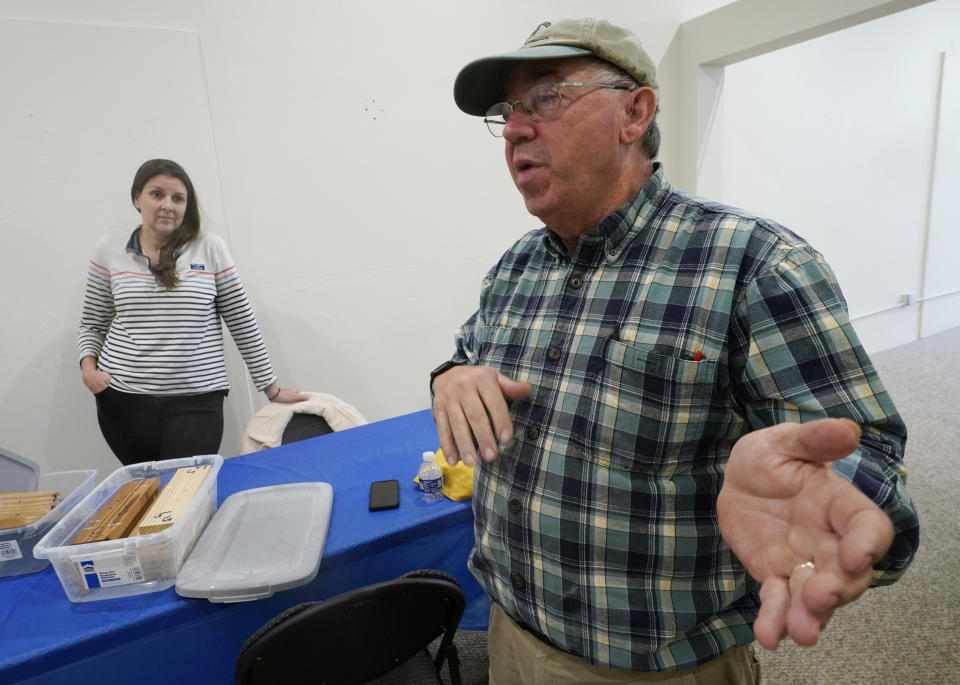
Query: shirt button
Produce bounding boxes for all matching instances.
[511,574,526,589]
[568,274,583,289]
[547,347,562,361]
[525,426,539,441]
[509,499,522,513]
[608,248,619,258]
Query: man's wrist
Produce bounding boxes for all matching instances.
[429,360,464,392]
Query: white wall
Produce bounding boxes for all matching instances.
[699,0,960,352]
[0,1,708,477]
[0,0,954,478]
[922,51,960,336]
[0,17,227,479]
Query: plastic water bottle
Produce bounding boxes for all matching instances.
[418,451,444,504]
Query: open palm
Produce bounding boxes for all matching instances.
[717,418,894,649]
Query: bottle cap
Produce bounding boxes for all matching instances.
[422,451,435,462]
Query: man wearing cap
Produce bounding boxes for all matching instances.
[430,17,918,684]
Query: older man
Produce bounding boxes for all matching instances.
[430,18,918,684]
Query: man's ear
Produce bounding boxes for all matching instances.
[620,87,657,145]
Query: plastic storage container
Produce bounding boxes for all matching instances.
[0,447,97,577]
[176,482,333,602]
[33,454,222,602]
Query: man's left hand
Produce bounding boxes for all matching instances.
[717,418,893,650]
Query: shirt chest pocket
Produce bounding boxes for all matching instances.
[590,339,720,474]
[476,324,535,379]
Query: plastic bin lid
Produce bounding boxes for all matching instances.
[175,482,333,603]
[0,447,39,493]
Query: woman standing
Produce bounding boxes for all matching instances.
[78,158,304,465]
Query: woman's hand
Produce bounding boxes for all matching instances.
[264,384,309,404]
[80,356,111,394]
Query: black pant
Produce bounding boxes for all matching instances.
[95,388,226,466]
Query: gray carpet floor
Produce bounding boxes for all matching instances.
[444,326,960,684]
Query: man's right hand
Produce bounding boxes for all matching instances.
[432,365,532,466]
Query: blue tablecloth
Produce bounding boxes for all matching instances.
[0,410,489,685]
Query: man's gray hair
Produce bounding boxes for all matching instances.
[577,57,661,160]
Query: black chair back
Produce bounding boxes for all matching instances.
[235,569,465,685]
[281,413,334,444]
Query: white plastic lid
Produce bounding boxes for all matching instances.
[175,482,333,603]
[422,451,435,462]
[0,447,40,492]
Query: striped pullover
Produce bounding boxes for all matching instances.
[78,228,277,395]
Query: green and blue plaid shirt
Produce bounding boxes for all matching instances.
[452,165,918,672]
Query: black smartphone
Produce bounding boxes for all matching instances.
[369,479,400,511]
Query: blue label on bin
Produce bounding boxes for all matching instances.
[80,560,101,588]
[76,555,145,589]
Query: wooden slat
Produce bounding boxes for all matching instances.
[0,491,61,504]
[0,491,61,530]
[70,478,160,545]
[134,466,211,536]
[0,514,29,530]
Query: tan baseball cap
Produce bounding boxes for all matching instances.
[454,17,658,116]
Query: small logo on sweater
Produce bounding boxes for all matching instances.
[191,263,205,271]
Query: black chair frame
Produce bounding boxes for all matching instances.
[235,569,465,685]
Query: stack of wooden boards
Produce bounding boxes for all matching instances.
[0,491,61,530]
[69,465,211,545]
[136,466,212,536]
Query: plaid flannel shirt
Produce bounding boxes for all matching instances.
[452,165,919,672]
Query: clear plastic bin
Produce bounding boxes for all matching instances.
[33,454,222,602]
[0,447,97,577]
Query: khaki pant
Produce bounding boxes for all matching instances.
[488,603,761,685]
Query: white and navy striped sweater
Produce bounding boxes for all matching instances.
[78,229,277,395]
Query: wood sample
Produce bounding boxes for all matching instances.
[133,466,211,536]
[70,478,160,545]
[0,491,61,530]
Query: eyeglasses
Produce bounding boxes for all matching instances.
[483,81,635,137]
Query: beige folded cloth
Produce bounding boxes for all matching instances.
[240,392,368,454]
